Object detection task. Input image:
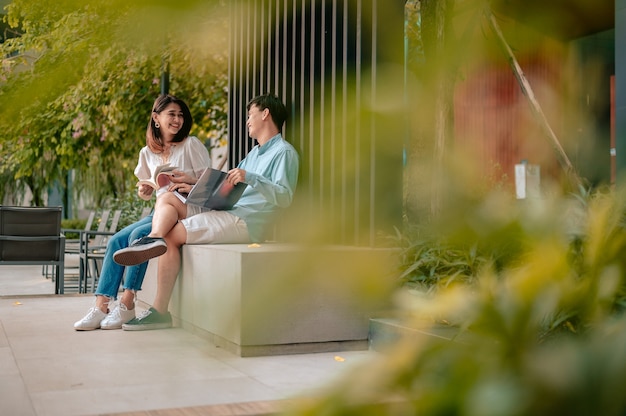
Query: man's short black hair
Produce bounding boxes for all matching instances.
[247,93,288,131]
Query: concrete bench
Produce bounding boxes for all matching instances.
[138,243,397,356]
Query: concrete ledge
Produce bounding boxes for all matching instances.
[138,243,397,356]
[369,318,477,353]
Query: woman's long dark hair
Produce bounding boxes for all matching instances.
[146,94,193,153]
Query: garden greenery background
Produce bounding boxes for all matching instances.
[0,0,229,215]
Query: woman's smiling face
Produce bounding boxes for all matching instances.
[154,103,184,139]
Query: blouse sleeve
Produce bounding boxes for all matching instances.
[186,137,212,178]
[134,147,152,180]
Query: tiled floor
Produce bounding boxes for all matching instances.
[0,266,374,416]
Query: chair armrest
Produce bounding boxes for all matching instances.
[80,230,117,239]
[61,228,85,243]
[61,228,85,233]
[80,230,117,253]
[0,235,64,241]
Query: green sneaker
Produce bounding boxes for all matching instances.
[122,307,172,331]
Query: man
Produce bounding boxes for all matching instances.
[112,93,300,330]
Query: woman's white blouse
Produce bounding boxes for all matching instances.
[134,136,211,198]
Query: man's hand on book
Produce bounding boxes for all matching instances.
[227,168,247,186]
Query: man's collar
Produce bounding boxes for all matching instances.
[257,133,282,152]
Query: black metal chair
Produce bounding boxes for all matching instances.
[42,210,97,281]
[78,209,122,293]
[0,206,66,294]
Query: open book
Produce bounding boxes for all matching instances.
[136,163,178,191]
[174,168,247,210]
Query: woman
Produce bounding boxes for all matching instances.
[74,94,211,330]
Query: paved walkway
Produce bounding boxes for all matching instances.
[0,265,58,296]
[0,266,374,416]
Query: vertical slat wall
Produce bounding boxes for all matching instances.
[229,0,405,246]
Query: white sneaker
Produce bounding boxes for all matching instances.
[74,307,107,331]
[101,302,136,330]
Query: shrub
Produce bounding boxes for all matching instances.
[60,218,88,239]
[281,187,626,415]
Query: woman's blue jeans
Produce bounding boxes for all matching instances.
[94,214,152,299]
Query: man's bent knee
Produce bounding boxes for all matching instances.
[166,223,188,247]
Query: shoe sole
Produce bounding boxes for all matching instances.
[113,243,167,266]
[101,317,135,330]
[101,323,123,330]
[122,322,172,331]
[74,325,100,331]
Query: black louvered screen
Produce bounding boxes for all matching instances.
[229,0,405,246]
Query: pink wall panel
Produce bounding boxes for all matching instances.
[454,49,564,190]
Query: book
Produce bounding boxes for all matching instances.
[174,168,247,210]
[136,163,178,191]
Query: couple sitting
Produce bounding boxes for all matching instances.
[74,93,299,331]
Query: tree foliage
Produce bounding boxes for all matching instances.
[0,0,229,210]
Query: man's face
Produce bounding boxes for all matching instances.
[246,104,265,139]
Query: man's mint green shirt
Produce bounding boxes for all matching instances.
[229,133,299,242]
